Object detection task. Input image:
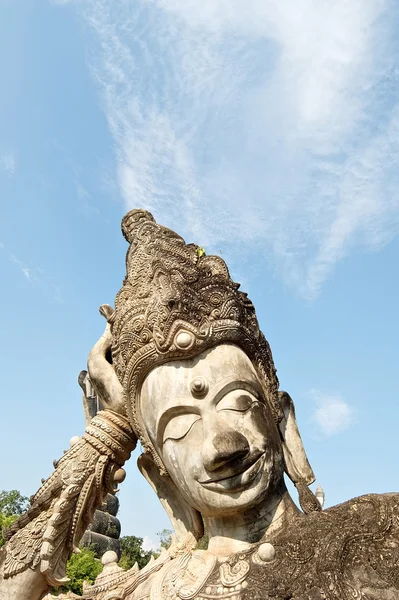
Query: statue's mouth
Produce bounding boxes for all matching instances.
[198,451,266,493]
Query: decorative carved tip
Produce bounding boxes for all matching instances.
[121,209,156,243]
[78,370,88,391]
[295,481,322,515]
[132,561,139,573]
[99,304,114,321]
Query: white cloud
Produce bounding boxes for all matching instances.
[10,253,32,281]
[310,390,354,437]
[0,152,16,176]
[1,245,62,300]
[142,536,158,552]
[56,0,399,297]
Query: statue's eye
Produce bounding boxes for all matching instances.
[163,414,201,443]
[217,392,257,413]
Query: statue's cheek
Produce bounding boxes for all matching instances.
[164,440,202,483]
[247,403,277,437]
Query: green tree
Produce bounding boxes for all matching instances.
[157,528,172,550]
[119,535,154,570]
[0,490,29,516]
[0,513,18,547]
[56,547,103,595]
[0,490,29,548]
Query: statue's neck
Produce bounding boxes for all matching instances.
[204,487,299,556]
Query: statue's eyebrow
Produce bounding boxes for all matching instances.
[211,378,264,406]
[156,403,200,449]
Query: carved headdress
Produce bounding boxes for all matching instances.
[110,209,282,470]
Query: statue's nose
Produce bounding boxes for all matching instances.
[202,426,250,472]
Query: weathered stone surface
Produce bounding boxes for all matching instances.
[80,531,121,559]
[0,209,397,600]
[86,510,121,539]
[99,493,120,517]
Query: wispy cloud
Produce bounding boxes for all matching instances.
[0,152,16,176]
[0,244,62,301]
[310,389,354,437]
[56,0,399,297]
[142,535,158,552]
[10,253,34,282]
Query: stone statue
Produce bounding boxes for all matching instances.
[1,209,398,600]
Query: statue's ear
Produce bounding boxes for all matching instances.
[277,391,315,486]
[137,453,204,543]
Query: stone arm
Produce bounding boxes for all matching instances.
[0,307,137,600]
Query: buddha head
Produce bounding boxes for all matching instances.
[140,343,285,518]
[108,210,318,540]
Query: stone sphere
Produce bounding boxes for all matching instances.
[101,550,119,566]
[257,542,276,563]
[69,436,81,447]
[114,468,126,484]
[175,331,194,349]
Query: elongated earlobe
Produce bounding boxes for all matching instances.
[278,391,320,514]
[138,453,204,543]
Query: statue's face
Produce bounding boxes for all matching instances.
[140,344,284,516]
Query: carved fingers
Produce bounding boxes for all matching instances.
[87,305,125,416]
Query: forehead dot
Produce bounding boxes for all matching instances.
[190,376,209,398]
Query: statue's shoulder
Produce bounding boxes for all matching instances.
[317,491,399,544]
[271,492,399,599]
[285,491,399,558]
[218,493,399,600]
[325,490,399,514]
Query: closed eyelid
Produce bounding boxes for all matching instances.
[163,413,201,443]
[213,380,263,406]
[157,404,200,448]
[217,392,258,412]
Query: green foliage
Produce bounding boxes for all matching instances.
[196,246,206,257]
[0,490,29,548]
[56,547,103,595]
[157,528,172,550]
[196,533,209,550]
[119,535,153,570]
[0,513,18,547]
[0,490,29,516]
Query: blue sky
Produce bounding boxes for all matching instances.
[1,0,399,550]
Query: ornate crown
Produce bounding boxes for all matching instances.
[110,209,281,470]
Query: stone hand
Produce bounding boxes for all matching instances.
[87,304,125,416]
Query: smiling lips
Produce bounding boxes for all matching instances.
[198,451,266,493]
